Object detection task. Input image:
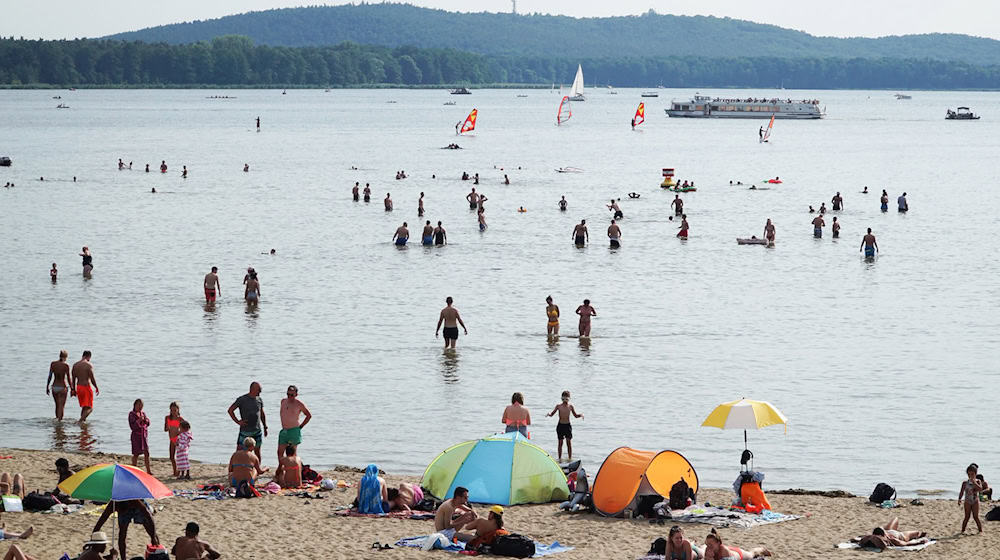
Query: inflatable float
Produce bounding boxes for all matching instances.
[766,178,782,184]
[668,186,697,192]
[737,237,768,245]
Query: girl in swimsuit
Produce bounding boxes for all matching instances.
[959,463,988,533]
[666,526,699,560]
[545,296,560,336]
[164,402,185,477]
[704,529,770,560]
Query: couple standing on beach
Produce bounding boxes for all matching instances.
[544,297,597,339]
[46,350,98,422]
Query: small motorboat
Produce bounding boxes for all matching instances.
[555,167,583,173]
[450,87,471,95]
[443,101,457,106]
[641,91,659,98]
[56,104,69,109]
[946,107,980,120]
[894,93,912,100]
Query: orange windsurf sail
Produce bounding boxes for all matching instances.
[633,103,645,127]
[460,109,477,134]
[557,96,572,125]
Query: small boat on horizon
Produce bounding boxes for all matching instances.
[641,91,659,98]
[895,93,912,100]
[946,107,980,120]
[450,87,472,95]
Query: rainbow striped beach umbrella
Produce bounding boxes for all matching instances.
[58,463,173,502]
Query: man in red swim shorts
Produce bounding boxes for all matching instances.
[70,350,99,422]
[203,266,221,304]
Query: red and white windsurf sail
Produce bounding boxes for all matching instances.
[459,108,477,134]
[557,96,572,125]
[633,102,645,127]
[761,114,774,142]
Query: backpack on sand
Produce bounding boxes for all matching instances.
[489,533,536,558]
[986,506,1000,521]
[22,491,60,512]
[869,483,896,504]
[669,478,691,510]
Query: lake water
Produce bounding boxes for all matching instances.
[1,88,998,497]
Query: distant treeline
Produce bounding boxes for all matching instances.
[3,36,1000,89]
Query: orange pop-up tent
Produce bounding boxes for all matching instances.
[591,447,698,517]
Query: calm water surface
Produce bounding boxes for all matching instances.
[1,88,998,496]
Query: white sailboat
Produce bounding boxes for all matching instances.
[568,64,585,101]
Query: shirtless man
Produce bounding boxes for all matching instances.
[831,191,844,211]
[418,192,425,216]
[433,221,447,246]
[384,193,393,211]
[607,220,622,248]
[558,196,568,211]
[573,220,588,246]
[203,267,221,304]
[575,299,596,337]
[421,221,434,246]
[466,188,478,209]
[70,351,98,422]
[860,227,878,258]
[47,350,71,420]
[363,184,371,202]
[671,195,684,216]
[764,219,776,247]
[607,199,623,220]
[434,487,477,535]
[832,216,841,238]
[171,522,221,560]
[277,385,311,462]
[393,222,409,246]
[352,182,359,201]
[811,214,825,238]
[436,297,468,349]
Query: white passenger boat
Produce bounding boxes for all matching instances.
[666,94,824,119]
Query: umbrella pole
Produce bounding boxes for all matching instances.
[744,430,747,450]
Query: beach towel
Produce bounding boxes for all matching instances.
[331,508,433,520]
[836,540,936,552]
[395,535,573,557]
[358,464,385,514]
[669,506,799,529]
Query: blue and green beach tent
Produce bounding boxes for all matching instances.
[422,432,569,506]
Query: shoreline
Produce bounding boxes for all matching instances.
[2,447,994,559]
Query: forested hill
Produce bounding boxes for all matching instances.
[105,4,1000,66]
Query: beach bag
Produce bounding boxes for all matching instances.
[669,478,690,510]
[648,537,667,555]
[235,480,258,499]
[490,533,535,558]
[302,465,321,483]
[22,491,60,511]
[636,494,663,519]
[986,506,1000,521]
[869,483,895,504]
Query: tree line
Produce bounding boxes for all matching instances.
[3,36,1000,90]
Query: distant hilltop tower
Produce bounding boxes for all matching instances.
[511,0,517,15]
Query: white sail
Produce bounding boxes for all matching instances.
[569,65,585,100]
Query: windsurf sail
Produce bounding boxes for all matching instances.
[459,109,477,134]
[761,114,774,143]
[557,96,572,125]
[633,103,645,127]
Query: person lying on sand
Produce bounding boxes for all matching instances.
[855,517,928,550]
[0,516,33,541]
[171,521,221,560]
[388,482,425,512]
[434,486,477,533]
[0,472,25,499]
[704,528,771,559]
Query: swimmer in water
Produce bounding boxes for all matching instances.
[607,219,622,248]
[558,196,568,211]
[433,221,447,246]
[467,188,478,209]
[608,199,623,220]
[573,220,588,247]
[352,182,359,201]
[517,206,526,213]
[244,163,250,172]
[671,195,683,216]
[384,193,393,211]
[862,185,868,194]
[50,262,58,282]
[832,216,840,238]
[478,209,487,231]
[393,222,409,246]
[422,221,434,246]
[764,219,775,246]
[151,188,156,193]
[418,192,425,216]
[504,175,510,185]
[145,163,150,172]
[182,166,188,179]
[677,215,689,239]
[860,227,878,258]
[363,184,371,203]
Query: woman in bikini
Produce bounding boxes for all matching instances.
[387,482,425,512]
[47,350,71,420]
[274,445,303,488]
[228,438,267,488]
[703,529,770,560]
[164,402,185,477]
[545,296,560,337]
[665,526,701,560]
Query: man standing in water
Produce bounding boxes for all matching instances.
[811,214,825,238]
[228,381,268,462]
[860,228,879,258]
[384,193,393,211]
[278,385,311,462]
[393,222,409,246]
[764,219,776,247]
[352,182,359,201]
[573,220,588,247]
[607,219,622,248]
[70,351,98,422]
[418,192,425,216]
[422,221,434,246]
[256,116,260,131]
[575,300,596,338]
[671,195,683,216]
[204,266,221,304]
[831,192,844,211]
[897,192,908,212]
[466,188,478,209]
[436,296,468,349]
[47,350,71,420]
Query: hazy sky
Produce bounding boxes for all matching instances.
[5,0,999,41]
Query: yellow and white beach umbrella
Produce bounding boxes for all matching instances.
[701,398,788,449]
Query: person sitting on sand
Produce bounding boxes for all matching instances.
[434,487,477,534]
[171,521,221,560]
[355,464,388,514]
[274,445,303,489]
[387,482,425,512]
[703,528,770,560]
[228,437,267,489]
[5,532,120,560]
[93,500,159,559]
[464,505,509,547]
[0,516,34,542]
[854,517,928,550]
[0,473,25,499]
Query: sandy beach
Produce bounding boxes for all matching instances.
[0,447,995,559]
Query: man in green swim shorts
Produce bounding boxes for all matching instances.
[278,385,312,462]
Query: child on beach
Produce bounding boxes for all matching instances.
[546,391,583,463]
[164,402,186,477]
[129,399,152,474]
[175,421,193,480]
[959,463,989,533]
